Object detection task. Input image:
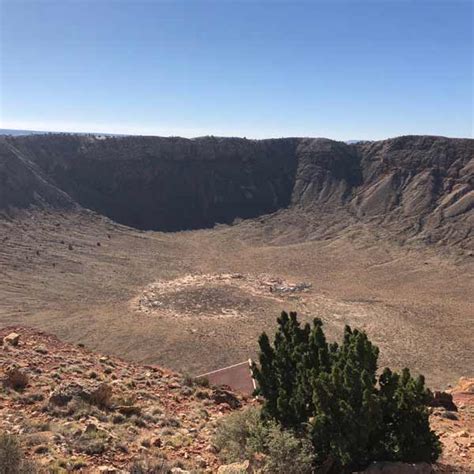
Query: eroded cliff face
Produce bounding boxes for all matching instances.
[292,138,362,207]
[0,134,472,247]
[351,136,473,245]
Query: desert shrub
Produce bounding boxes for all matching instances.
[32,445,48,454]
[71,398,109,422]
[128,455,172,473]
[182,373,210,388]
[167,433,192,449]
[130,414,147,428]
[0,433,22,474]
[214,407,313,473]
[4,368,29,391]
[158,416,180,428]
[72,429,109,455]
[112,413,126,424]
[180,386,193,396]
[140,412,158,424]
[17,391,44,405]
[49,456,87,472]
[88,370,99,379]
[22,420,51,434]
[182,373,194,387]
[194,389,209,399]
[264,424,314,474]
[214,407,266,462]
[252,311,442,471]
[114,393,136,407]
[24,433,50,447]
[194,376,210,388]
[0,432,38,474]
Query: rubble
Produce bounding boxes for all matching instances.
[136,273,312,319]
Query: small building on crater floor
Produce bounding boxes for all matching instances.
[196,359,256,396]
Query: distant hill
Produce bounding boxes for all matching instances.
[0,128,122,137]
[0,128,50,136]
[0,129,372,143]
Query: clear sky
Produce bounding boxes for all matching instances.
[0,0,472,140]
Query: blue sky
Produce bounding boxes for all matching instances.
[0,0,472,139]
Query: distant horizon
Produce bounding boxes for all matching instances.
[0,126,471,142]
[1,1,472,140]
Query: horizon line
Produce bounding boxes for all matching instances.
[0,126,472,142]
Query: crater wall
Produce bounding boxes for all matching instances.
[0,134,472,247]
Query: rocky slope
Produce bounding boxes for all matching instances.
[0,326,249,472]
[0,134,472,248]
[1,327,473,473]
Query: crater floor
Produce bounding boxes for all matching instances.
[0,209,472,389]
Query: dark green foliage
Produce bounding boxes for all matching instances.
[310,326,382,469]
[252,311,441,471]
[378,368,441,463]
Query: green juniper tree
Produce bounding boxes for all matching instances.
[252,312,312,428]
[378,367,441,463]
[252,311,441,471]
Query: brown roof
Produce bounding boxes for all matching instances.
[197,360,255,396]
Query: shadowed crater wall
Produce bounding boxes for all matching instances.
[0,135,299,230]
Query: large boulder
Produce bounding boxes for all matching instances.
[3,332,20,346]
[211,388,241,409]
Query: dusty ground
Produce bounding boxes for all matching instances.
[0,209,472,389]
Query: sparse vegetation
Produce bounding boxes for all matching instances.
[0,433,37,474]
[214,407,314,473]
[252,311,442,471]
[128,455,172,473]
[16,391,44,405]
[264,424,314,474]
[214,407,263,461]
[72,427,109,455]
[0,433,22,474]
